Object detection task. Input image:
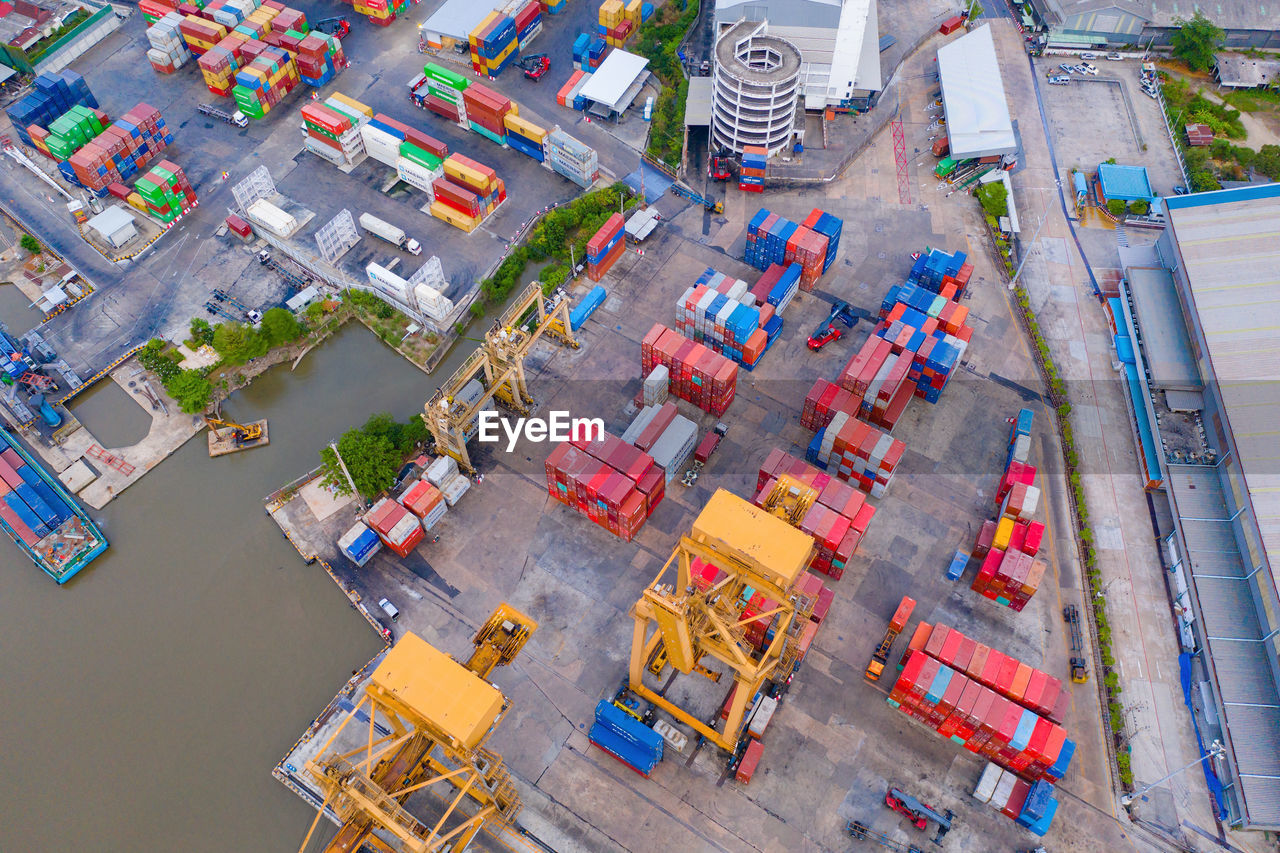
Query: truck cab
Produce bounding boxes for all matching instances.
[231,111,248,128]
[406,238,423,256]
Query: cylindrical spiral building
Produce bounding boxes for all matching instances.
[711,21,802,157]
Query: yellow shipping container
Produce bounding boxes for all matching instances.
[430,200,481,232]
[504,113,545,141]
[330,92,373,118]
[624,0,642,22]
[469,11,503,45]
[599,0,623,26]
[993,517,1015,551]
[126,192,148,212]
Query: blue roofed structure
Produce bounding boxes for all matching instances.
[1097,162,1155,202]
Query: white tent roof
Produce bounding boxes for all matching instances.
[421,0,502,40]
[937,24,1016,159]
[579,50,650,112]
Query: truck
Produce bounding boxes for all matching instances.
[358,212,422,255]
[198,103,248,128]
[866,595,916,681]
[1063,605,1089,683]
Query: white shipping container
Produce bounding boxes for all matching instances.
[360,123,402,166]
[305,137,348,166]
[426,455,459,487]
[650,415,698,483]
[440,472,471,506]
[1019,485,1041,520]
[421,500,448,531]
[643,365,668,406]
[365,262,412,304]
[973,763,1002,803]
[622,404,658,444]
[989,771,1016,811]
[245,199,297,236]
[747,695,778,739]
[386,513,421,546]
[396,157,441,196]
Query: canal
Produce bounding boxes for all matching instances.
[0,323,457,851]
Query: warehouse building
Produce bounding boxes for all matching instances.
[713,0,880,110]
[1214,53,1280,89]
[1112,183,1280,830]
[937,25,1016,160]
[1021,0,1280,49]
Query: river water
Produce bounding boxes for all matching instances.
[0,323,455,852]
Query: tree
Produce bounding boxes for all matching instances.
[1171,12,1224,72]
[259,307,303,347]
[322,428,402,498]
[189,318,215,347]
[212,322,267,365]
[1129,199,1150,215]
[1255,145,1280,180]
[976,181,1008,218]
[168,369,212,414]
[1107,198,1127,216]
[19,234,41,254]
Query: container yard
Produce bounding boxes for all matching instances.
[266,170,1127,852]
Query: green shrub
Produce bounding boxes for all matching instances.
[1107,199,1127,217]
[19,234,42,254]
[976,181,1008,218]
[1129,199,1149,216]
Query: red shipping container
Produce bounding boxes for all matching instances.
[736,739,764,784]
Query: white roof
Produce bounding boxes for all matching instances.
[685,77,713,126]
[421,0,502,40]
[579,50,650,111]
[937,25,1016,159]
[86,205,136,237]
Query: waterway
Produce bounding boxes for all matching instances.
[0,324,453,852]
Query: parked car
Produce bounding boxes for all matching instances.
[378,598,400,621]
[1105,52,1123,60]
[1059,63,1076,73]
[1173,185,1189,195]
[1080,51,1099,60]
[1079,63,1099,75]
[1049,75,1071,85]
[1142,86,1159,99]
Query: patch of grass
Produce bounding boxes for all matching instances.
[631,0,701,165]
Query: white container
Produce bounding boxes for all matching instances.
[973,762,1002,803]
[360,123,402,166]
[643,366,669,406]
[649,415,698,483]
[1019,485,1041,520]
[622,404,658,444]
[386,513,421,546]
[245,199,297,237]
[989,771,1016,811]
[747,695,778,740]
[421,500,448,531]
[440,472,471,506]
[305,137,347,166]
[426,455,459,487]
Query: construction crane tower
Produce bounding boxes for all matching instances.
[299,604,538,853]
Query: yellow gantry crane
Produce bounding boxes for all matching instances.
[299,604,537,853]
[755,475,817,527]
[424,281,579,474]
[628,490,819,752]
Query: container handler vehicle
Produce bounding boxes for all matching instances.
[866,595,915,681]
[198,104,248,128]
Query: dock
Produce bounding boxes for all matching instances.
[207,419,269,457]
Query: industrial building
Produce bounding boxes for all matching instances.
[937,25,1016,161]
[712,0,880,110]
[1112,183,1280,830]
[1214,53,1280,89]
[1020,0,1280,49]
[85,205,138,248]
[710,21,802,156]
[577,49,650,119]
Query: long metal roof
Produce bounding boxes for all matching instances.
[1125,266,1200,390]
[578,50,650,112]
[936,25,1016,159]
[1165,185,1280,583]
[685,77,713,126]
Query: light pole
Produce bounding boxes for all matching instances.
[1121,740,1225,807]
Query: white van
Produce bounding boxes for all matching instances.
[378,598,400,621]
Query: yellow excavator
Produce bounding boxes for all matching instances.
[203,414,263,446]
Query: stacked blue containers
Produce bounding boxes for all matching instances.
[6,71,97,148]
[585,37,607,71]
[767,262,800,312]
[572,32,591,67]
[570,285,607,329]
[545,0,566,12]
[745,209,799,271]
[588,701,664,775]
[339,521,382,567]
[1017,780,1059,836]
[640,2,654,20]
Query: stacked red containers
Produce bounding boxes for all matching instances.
[755,448,876,579]
[301,102,350,152]
[920,625,1068,722]
[784,226,828,291]
[461,83,513,139]
[971,446,1046,608]
[364,497,425,558]
[179,14,227,56]
[806,406,906,498]
[432,178,481,217]
[544,434,658,540]
[587,213,625,281]
[640,323,737,415]
[67,104,173,192]
[889,650,1072,783]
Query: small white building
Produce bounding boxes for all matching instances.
[86,206,138,249]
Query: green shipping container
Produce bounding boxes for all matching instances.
[424,62,469,91]
[399,142,441,170]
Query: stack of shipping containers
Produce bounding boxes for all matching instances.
[543,432,663,541]
[586,213,626,281]
[418,63,469,124]
[301,100,369,168]
[588,700,664,774]
[231,46,302,119]
[641,324,738,415]
[546,128,599,188]
[747,262,799,317]
[744,207,842,291]
[754,449,878,579]
[597,0,637,48]
[338,521,382,567]
[738,144,765,192]
[973,763,1060,837]
[364,498,425,558]
[542,0,567,13]
[425,456,472,506]
[512,0,542,49]
[504,114,548,161]
[130,161,198,223]
[802,406,907,499]
[572,34,608,71]
[432,153,506,232]
[469,11,518,77]
[462,82,515,145]
[620,401,696,483]
[0,435,73,547]
[6,71,98,152]
[145,12,193,73]
[64,104,176,194]
[352,0,409,27]
[675,268,769,369]
[398,478,449,531]
[34,106,104,161]
[969,410,1046,608]
[557,70,590,109]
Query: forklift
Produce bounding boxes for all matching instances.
[884,787,954,845]
[1063,605,1089,683]
[709,148,736,182]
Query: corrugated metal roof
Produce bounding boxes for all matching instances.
[937,25,1016,159]
[684,77,713,126]
[1167,462,1280,828]
[1098,163,1154,201]
[578,50,650,111]
[421,0,503,40]
[1125,266,1200,390]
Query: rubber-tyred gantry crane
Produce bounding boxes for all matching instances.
[628,490,819,752]
[299,604,537,853]
[423,281,578,474]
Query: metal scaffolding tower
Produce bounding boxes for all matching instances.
[315,209,360,264]
[232,165,275,212]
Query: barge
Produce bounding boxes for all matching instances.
[0,426,107,584]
